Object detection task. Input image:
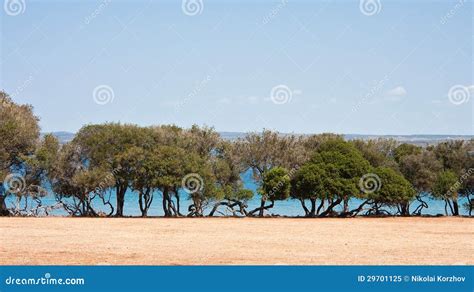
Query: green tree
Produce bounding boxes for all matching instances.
[125,147,156,217]
[398,150,442,215]
[291,163,326,217]
[185,125,221,158]
[249,167,291,216]
[433,141,466,174]
[394,143,421,163]
[49,143,115,216]
[73,123,155,216]
[352,138,398,169]
[153,145,202,217]
[459,140,474,216]
[310,139,371,216]
[0,92,41,215]
[236,130,305,216]
[208,141,253,216]
[432,170,460,216]
[367,167,416,215]
[15,134,60,215]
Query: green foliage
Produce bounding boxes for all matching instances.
[398,151,441,192]
[234,189,254,201]
[260,167,291,201]
[369,167,416,206]
[432,170,462,216]
[22,134,60,196]
[291,163,326,200]
[309,139,371,199]
[432,170,460,200]
[236,130,306,180]
[433,141,466,174]
[155,146,202,190]
[352,139,398,169]
[0,91,40,173]
[394,143,421,163]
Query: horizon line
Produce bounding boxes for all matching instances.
[42,130,474,137]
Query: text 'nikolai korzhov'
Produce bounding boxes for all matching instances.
[411,275,466,283]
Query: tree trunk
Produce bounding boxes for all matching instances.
[399,202,410,216]
[374,203,380,215]
[467,194,473,217]
[452,199,459,216]
[175,192,182,216]
[139,189,153,217]
[316,199,325,215]
[167,195,177,216]
[319,198,342,217]
[162,187,171,217]
[234,200,248,216]
[346,199,370,217]
[209,202,226,216]
[209,200,248,217]
[298,198,309,217]
[258,199,265,217]
[0,194,10,216]
[139,192,145,217]
[249,200,275,217]
[145,190,153,216]
[309,198,316,217]
[445,199,454,216]
[115,183,127,217]
[188,194,204,217]
[343,196,349,213]
[85,199,99,217]
[412,195,428,216]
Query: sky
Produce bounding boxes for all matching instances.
[1,0,472,135]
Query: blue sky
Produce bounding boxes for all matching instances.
[1,0,472,134]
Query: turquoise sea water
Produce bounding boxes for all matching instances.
[5,169,469,216]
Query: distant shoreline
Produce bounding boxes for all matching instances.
[44,131,474,145]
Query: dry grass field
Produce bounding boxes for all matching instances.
[0,217,472,265]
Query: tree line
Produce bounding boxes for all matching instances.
[1,91,473,217]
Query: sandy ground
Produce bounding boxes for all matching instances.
[0,217,472,265]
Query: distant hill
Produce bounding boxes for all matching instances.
[44,131,473,146]
[343,134,473,146]
[41,132,75,144]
